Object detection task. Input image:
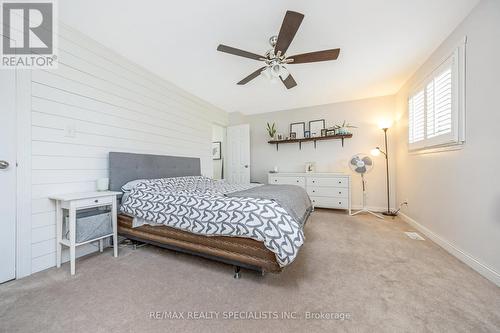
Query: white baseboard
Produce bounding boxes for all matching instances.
[399,212,500,287]
[31,242,101,274]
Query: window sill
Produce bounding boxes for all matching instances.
[408,142,465,155]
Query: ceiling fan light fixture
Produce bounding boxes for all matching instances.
[261,63,288,81]
[279,66,289,79]
[261,67,272,79]
[217,10,340,89]
[270,63,282,77]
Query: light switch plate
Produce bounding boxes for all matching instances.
[64,123,76,138]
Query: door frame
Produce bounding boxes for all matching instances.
[15,69,32,279]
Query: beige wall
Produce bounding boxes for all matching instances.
[230,95,397,210]
[394,0,500,285]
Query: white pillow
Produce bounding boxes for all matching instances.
[121,179,148,192]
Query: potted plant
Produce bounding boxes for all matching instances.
[334,121,357,135]
[266,122,277,139]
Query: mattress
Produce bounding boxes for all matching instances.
[120,176,309,267]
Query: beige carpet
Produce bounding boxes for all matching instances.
[1,210,499,333]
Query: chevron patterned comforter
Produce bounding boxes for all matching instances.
[120,176,305,267]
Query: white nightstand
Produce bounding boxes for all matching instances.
[49,191,121,275]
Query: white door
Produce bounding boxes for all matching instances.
[0,69,17,283]
[226,124,250,184]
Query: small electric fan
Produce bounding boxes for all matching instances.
[349,154,383,219]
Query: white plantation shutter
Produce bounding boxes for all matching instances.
[427,67,452,138]
[408,45,465,151]
[408,90,425,144]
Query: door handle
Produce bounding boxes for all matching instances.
[0,160,9,170]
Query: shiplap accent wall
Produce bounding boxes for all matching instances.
[30,23,227,273]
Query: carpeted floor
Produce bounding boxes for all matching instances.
[1,210,499,332]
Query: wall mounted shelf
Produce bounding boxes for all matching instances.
[268,134,352,151]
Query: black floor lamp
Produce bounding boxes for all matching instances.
[371,123,398,217]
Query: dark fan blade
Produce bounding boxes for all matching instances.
[274,11,304,55]
[350,157,360,166]
[217,44,264,61]
[355,166,367,174]
[362,156,373,166]
[280,74,297,89]
[237,67,266,85]
[288,49,340,64]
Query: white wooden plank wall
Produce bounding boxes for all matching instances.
[30,24,227,273]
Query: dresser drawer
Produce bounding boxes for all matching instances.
[269,176,306,188]
[73,196,113,209]
[310,196,348,209]
[307,177,348,188]
[307,187,348,198]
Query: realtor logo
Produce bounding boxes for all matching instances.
[1,0,57,68]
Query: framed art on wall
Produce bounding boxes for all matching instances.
[290,122,305,139]
[309,119,326,137]
[212,141,221,160]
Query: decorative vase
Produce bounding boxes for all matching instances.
[96,178,109,191]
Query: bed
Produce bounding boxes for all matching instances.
[109,152,311,276]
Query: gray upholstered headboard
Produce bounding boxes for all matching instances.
[109,152,201,192]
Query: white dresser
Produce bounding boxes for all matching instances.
[268,172,351,213]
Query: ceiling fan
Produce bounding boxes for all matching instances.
[217,10,340,89]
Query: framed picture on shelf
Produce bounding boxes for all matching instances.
[309,119,326,137]
[304,130,311,138]
[212,141,221,160]
[290,132,297,139]
[290,122,305,139]
[326,129,336,136]
[321,129,327,137]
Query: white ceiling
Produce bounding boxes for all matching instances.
[59,0,478,115]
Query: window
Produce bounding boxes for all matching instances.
[408,44,465,151]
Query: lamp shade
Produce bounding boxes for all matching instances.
[378,119,393,129]
[370,148,381,156]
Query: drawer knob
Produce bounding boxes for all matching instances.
[296,180,299,183]
[339,202,341,204]
[94,199,99,203]
[312,190,315,193]
[312,180,315,183]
